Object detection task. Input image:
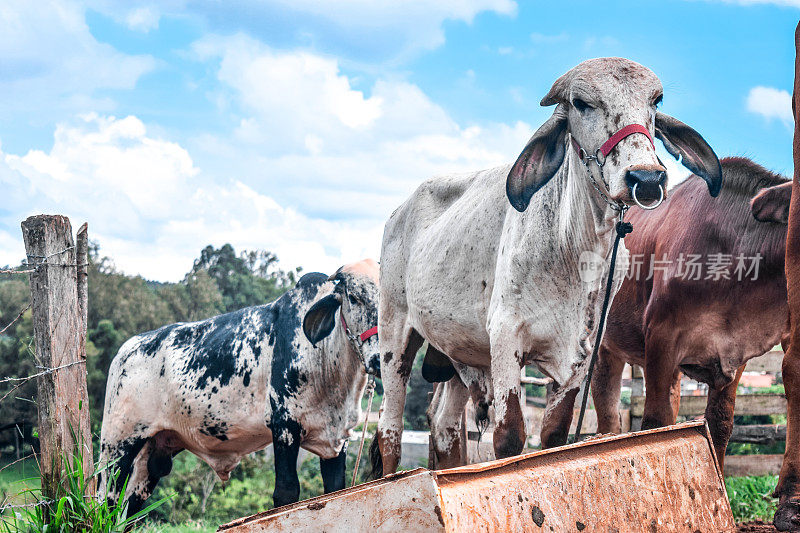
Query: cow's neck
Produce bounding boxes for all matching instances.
[547,150,621,265]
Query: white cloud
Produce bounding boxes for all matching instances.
[191,35,533,222]
[124,6,160,32]
[89,0,516,61]
[0,114,385,280]
[746,86,793,124]
[0,0,155,118]
[530,32,569,44]
[0,36,536,281]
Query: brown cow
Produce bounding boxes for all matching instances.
[774,21,800,532]
[593,157,790,471]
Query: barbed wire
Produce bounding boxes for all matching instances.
[1,246,85,276]
[0,453,35,477]
[0,360,86,404]
[0,498,56,514]
[0,268,35,275]
[0,360,86,387]
[0,304,30,336]
[26,245,75,263]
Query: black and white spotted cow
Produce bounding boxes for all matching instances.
[98,260,380,514]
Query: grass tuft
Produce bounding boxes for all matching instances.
[725,475,778,523]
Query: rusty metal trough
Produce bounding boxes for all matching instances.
[219,421,735,532]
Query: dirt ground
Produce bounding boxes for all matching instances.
[737,521,778,532]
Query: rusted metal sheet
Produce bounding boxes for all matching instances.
[218,469,445,532]
[219,421,735,532]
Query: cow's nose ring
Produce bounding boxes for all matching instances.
[632,182,664,210]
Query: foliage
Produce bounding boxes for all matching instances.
[404,348,432,431]
[1,446,166,532]
[727,440,785,456]
[146,450,327,527]
[524,366,547,399]
[148,453,275,526]
[725,475,778,523]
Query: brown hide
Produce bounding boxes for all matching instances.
[773,20,800,532]
[597,157,789,471]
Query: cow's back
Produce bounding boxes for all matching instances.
[103,302,277,450]
[381,166,511,357]
[604,158,789,374]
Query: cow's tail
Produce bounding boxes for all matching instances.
[366,434,383,481]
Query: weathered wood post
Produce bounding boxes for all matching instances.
[21,215,92,504]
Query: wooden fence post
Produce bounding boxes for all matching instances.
[21,215,92,504]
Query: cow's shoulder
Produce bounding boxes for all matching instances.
[268,273,332,422]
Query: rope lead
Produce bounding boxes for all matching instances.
[351,375,376,486]
[574,216,632,442]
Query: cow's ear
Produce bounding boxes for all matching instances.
[751,181,792,224]
[303,294,341,347]
[506,105,568,212]
[655,112,722,197]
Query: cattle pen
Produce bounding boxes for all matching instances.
[0,214,788,532]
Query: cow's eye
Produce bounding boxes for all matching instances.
[572,98,592,113]
[348,294,359,305]
[652,94,663,107]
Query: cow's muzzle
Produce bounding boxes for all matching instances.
[626,169,666,209]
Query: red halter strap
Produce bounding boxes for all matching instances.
[341,312,378,342]
[571,124,654,161]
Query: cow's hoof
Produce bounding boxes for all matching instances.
[774,498,800,531]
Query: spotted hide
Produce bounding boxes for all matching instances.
[99,260,380,514]
[372,57,723,477]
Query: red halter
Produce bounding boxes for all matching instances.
[571,124,654,163]
[341,312,378,342]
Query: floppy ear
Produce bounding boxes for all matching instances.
[751,181,792,224]
[655,112,722,197]
[506,105,569,212]
[303,293,341,347]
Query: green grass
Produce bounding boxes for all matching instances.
[725,475,778,523]
[140,522,215,533]
[0,457,40,515]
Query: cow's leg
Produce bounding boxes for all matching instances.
[640,335,680,430]
[592,348,626,434]
[640,366,681,430]
[704,364,745,471]
[320,442,347,493]
[272,422,302,507]
[540,382,579,448]
[125,440,176,517]
[489,331,526,459]
[373,325,424,476]
[98,435,147,509]
[124,431,182,517]
[427,375,470,469]
[774,338,800,530]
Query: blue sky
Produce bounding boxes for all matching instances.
[0,0,796,280]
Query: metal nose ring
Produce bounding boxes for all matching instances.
[631,182,664,210]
